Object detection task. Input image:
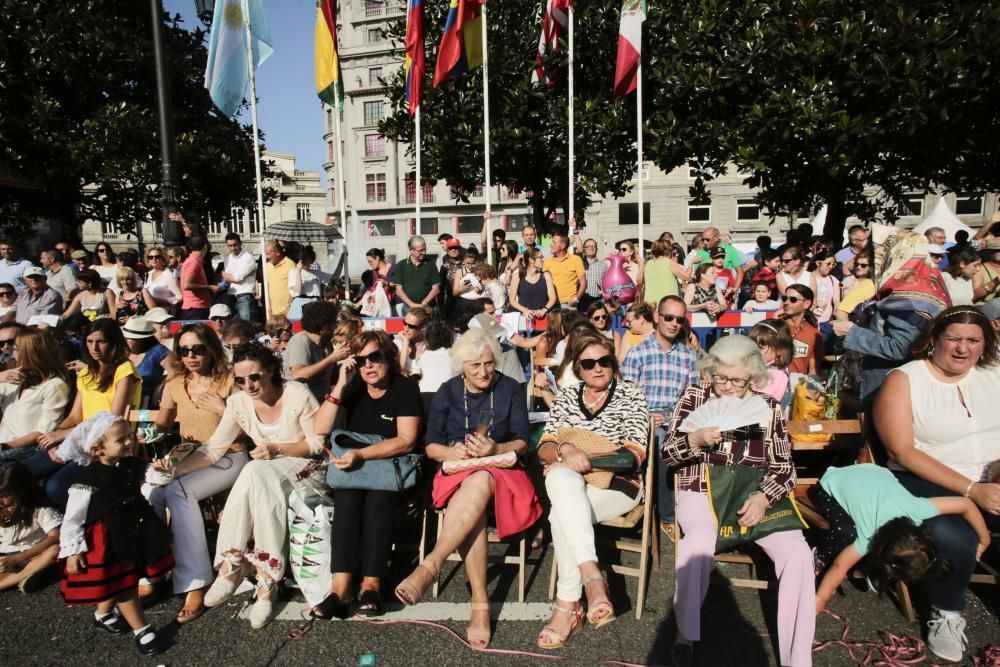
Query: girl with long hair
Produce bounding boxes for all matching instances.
[510,248,557,318]
[62,269,114,321]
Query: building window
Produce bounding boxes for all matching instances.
[955,195,983,216]
[368,218,396,236]
[325,108,333,132]
[365,173,387,202]
[364,0,384,17]
[101,221,116,235]
[326,141,334,162]
[619,202,651,225]
[457,215,484,234]
[249,209,261,235]
[472,184,484,197]
[736,198,759,222]
[897,194,924,217]
[363,101,384,126]
[411,218,438,235]
[631,161,650,182]
[365,134,386,157]
[368,67,383,86]
[296,203,311,221]
[505,214,530,232]
[368,27,383,44]
[687,201,711,223]
[404,178,432,204]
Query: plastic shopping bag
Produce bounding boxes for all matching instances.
[287,487,334,607]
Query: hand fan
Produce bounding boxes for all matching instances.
[678,395,772,433]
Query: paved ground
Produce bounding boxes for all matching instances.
[2,535,998,666]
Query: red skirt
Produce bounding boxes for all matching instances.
[60,520,174,605]
[431,466,543,539]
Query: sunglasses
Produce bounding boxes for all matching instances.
[0,339,15,348]
[233,373,264,387]
[147,254,163,260]
[404,321,423,329]
[658,313,685,324]
[177,344,208,357]
[855,263,870,269]
[0,291,13,297]
[355,350,386,366]
[618,246,629,252]
[590,314,608,321]
[781,295,803,303]
[781,258,796,264]
[97,248,109,253]
[711,374,750,388]
[579,355,613,371]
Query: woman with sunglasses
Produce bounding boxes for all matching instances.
[142,246,181,311]
[781,284,822,377]
[586,302,621,351]
[91,243,119,286]
[616,241,644,287]
[0,283,16,321]
[535,332,650,649]
[312,330,422,619]
[616,301,654,361]
[395,305,430,377]
[166,343,324,629]
[809,251,841,324]
[497,240,522,287]
[776,245,817,297]
[61,269,114,321]
[146,324,240,624]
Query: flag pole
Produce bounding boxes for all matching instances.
[333,85,349,299]
[241,0,269,318]
[415,107,422,237]
[481,2,492,265]
[636,59,644,261]
[567,3,574,228]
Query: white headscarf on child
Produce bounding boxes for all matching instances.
[56,412,124,466]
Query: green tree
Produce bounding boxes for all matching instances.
[379,0,637,229]
[644,0,1000,238]
[0,1,272,242]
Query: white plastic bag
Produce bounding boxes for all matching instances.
[287,488,334,607]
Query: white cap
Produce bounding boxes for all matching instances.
[209,303,232,319]
[144,307,174,323]
[927,244,946,255]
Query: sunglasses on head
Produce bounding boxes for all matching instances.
[579,355,613,371]
[233,373,264,387]
[356,350,386,366]
[177,344,208,357]
[658,313,685,324]
[781,295,803,303]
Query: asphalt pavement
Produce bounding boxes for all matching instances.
[1,536,998,666]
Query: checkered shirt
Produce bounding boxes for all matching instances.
[620,335,699,417]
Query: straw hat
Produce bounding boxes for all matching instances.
[122,316,155,339]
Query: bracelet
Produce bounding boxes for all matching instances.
[963,481,975,498]
[324,393,343,405]
[555,442,569,463]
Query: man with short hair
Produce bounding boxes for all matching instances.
[480,223,506,266]
[578,236,607,311]
[54,241,77,270]
[924,226,947,247]
[284,301,344,400]
[692,226,744,273]
[13,267,64,324]
[392,235,441,315]
[835,225,869,273]
[264,240,295,317]
[521,224,538,252]
[220,233,258,321]
[0,239,32,295]
[40,249,77,302]
[979,297,1000,336]
[436,233,454,269]
[179,236,216,320]
[543,233,586,307]
[621,295,699,527]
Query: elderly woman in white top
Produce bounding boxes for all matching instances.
[157,343,326,630]
[875,306,1000,663]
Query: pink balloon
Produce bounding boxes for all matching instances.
[601,252,636,304]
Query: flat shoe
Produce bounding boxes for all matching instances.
[93,612,130,636]
[134,626,166,656]
[357,589,383,617]
[310,592,353,620]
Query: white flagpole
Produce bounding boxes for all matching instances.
[241,0,269,318]
[333,86,349,299]
[415,108,422,236]
[636,60,644,259]
[567,4,574,227]
[481,2,493,265]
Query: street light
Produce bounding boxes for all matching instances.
[149,0,180,247]
[193,0,214,23]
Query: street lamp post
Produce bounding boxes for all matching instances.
[149,0,181,246]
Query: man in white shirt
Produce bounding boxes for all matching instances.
[0,240,33,295]
[220,233,258,321]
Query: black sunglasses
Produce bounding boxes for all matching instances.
[579,355,613,371]
[147,254,163,260]
[781,258,795,264]
[0,291,13,297]
[403,321,423,329]
[233,372,264,387]
[658,313,685,324]
[781,295,803,303]
[590,314,607,321]
[855,263,870,269]
[0,339,15,348]
[177,344,208,357]
[356,350,386,366]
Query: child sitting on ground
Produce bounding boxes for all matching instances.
[811,464,990,613]
[56,413,173,656]
[749,320,794,411]
[743,283,782,312]
[0,463,62,593]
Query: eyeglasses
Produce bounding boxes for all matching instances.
[0,339,15,348]
[590,314,608,321]
[233,373,264,387]
[579,355,613,371]
[781,295,803,303]
[819,260,836,267]
[355,350,386,366]
[176,344,208,357]
[711,374,750,388]
[658,313,685,324]
[781,258,795,264]
[617,246,629,252]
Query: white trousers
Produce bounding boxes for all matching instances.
[213,457,325,582]
[149,451,249,594]
[545,466,640,601]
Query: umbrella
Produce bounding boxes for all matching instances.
[261,219,342,244]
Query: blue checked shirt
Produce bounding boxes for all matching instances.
[620,334,699,418]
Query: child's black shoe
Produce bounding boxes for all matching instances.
[93,612,129,636]
[134,626,165,656]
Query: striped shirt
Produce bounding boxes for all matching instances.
[583,255,607,298]
[620,335,699,417]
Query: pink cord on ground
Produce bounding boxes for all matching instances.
[812,609,927,666]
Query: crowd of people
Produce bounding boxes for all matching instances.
[0,211,999,666]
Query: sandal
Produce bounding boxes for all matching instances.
[395,561,439,606]
[310,592,353,620]
[531,527,546,550]
[537,601,584,650]
[661,521,678,543]
[584,574,615,628]
[466,602,492,649]
[357,589,383,617]
[176,589,207,625]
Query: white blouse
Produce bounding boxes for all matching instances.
[0,507,62,555]
[144,268,181,306]
[0,377,71,443]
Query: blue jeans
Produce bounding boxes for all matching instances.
[655,426,675,522]
[21,451,83,510]
[232,293,255,321]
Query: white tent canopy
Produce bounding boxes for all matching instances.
[912,198,975,243]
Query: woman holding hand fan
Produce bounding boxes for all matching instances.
[662,335,814,667]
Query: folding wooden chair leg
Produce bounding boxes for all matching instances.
[548,556,557,600]
[896,580,916,623]
[432,511,443,599]
[518,535,526,603]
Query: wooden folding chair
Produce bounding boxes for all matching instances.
[548,417,660,619]
[431,508,528,602]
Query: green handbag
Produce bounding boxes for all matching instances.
[705,463,808,553]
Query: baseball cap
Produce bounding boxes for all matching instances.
[445,238,462,249]
[709,247,726,259]
[144,307,174,323]
[209,303,232,319]
[70,249,88,260]
[24,266,45,278]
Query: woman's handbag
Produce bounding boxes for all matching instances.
[324,430,423,492]
[705,463,808,553]
[555,427,629,489]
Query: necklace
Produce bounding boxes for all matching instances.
[463,380,495,437]
[582,385,609,411]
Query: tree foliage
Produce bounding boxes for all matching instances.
[644,0,1000,238]
[0,0,272,241]
[379,0,637,228]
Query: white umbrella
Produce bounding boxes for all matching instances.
[912,198,975,243]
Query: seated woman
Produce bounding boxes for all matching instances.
[616,301,654,361]
[61,269,114,321]
[146,324,240,624]
[395,329,540,648]
[122,317,169,405]
[662,335,813,667]
[182,344,325,629]
[874,305,1000,663]
[0,328,72,462]
[26,319,141,508]
[534,332,650,650]
[312,330,422,619]
[395,306,430,376]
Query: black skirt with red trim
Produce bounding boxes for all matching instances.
[60,520,174,605]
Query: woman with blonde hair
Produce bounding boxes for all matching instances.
[615,240,645,286]
[616,301,654,361]
[142,246,181,311]
[114,267,146,324]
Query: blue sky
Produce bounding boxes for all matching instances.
[165,0,327,184]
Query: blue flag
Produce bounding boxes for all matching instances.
[204,0,273,117]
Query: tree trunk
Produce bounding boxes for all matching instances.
[823,193,848,242]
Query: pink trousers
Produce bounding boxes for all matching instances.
[674,490,815,667]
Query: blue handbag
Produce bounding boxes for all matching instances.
[324,429,423,492]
